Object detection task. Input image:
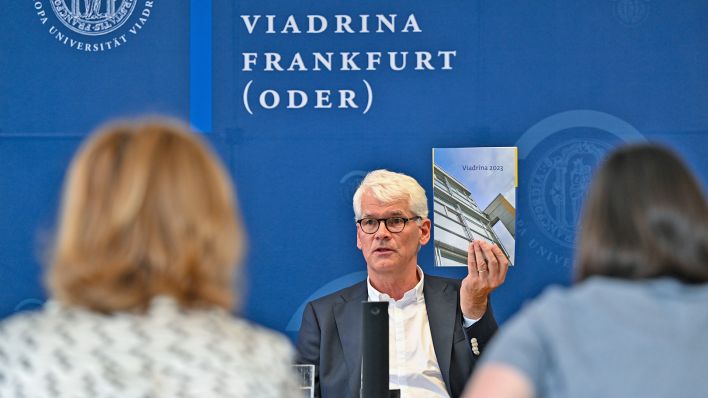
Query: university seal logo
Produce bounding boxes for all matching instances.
[50,0,138,36]
[33,0,154,52]
[612,0,650,27]
[339,170,366,206]
[529,139,613,248]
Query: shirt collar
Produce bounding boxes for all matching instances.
[367,266,425,305]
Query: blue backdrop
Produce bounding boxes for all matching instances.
[1,0,706,340]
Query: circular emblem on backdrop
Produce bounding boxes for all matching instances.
[340,170,366,209]
[33,0,154,52]
[50,0,138,36]
[515,110,646,250]
[529,139,613,247]
[613,0,650,27]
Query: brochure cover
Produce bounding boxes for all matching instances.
[432,147,517,267]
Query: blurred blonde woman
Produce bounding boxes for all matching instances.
[463,144,708,398]
[0,119,298,397]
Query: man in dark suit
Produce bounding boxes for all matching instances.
[297,169,509,398]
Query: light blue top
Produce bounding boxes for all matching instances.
[482,277,708,398]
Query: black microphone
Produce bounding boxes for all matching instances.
[361,301,389,398]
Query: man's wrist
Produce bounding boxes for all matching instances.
[462,298,488,320]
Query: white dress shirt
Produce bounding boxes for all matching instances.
[367,267,451,398]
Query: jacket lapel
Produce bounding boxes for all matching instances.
[424,275,458,394]
[333,282,367,397]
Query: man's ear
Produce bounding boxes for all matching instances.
[419,218,431,245]
[356,226,363,250]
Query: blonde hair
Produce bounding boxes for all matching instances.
[352,169,429,220]
[48,118,244,313]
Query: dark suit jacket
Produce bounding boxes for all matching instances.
[296,274,498,398]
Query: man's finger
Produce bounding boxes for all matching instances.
[467,241,477,276]
[480,241,499,279]
[473,241,487,275]
[491,244,509,281]
[466,242,483,283]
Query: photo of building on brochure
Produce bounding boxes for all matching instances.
[432,147,517,267]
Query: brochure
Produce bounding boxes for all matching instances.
[432,147,517,266]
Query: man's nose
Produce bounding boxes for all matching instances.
[374,220,392,239]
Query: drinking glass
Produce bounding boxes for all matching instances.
[293,364,315,398]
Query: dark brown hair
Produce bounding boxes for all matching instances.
[575,144,708,283]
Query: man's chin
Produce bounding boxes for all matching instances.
[366,259,402,274]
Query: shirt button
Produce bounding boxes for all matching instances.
[470,338,480,356]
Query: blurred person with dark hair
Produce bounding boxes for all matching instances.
[463,144,708,398]
[0,118,298,397]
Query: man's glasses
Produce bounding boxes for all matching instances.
[356,216,422,234]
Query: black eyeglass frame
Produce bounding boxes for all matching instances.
[356,216,423,234]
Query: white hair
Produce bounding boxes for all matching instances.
[352,169,429,220]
